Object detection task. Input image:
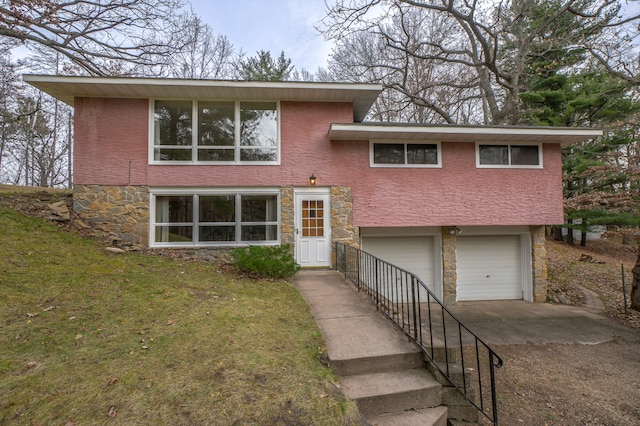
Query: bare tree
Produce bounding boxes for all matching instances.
[321,0,640,125]
[8,89,70,187]
[0,0,187,76]
[163,14,236,79]
[0,54,23,182]
[0,53,72,187]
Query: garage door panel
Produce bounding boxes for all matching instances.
[457,235,522,301]
[361,236,436,299]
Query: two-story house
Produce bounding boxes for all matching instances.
[24,75,601,305]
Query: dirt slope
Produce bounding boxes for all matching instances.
[493,238,640,425]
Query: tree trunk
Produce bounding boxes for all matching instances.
[566,219,574,246]
[631,252,640,311]
[580,219,588,247]
[552,225,564,241]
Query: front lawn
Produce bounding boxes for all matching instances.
[0,206,356,425]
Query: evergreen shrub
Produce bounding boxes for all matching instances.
[231,244,300,279]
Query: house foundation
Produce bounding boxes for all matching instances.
[72,185,550,305]
[531,225,549,302]
[441,229,458,305]
[73,185,150,248]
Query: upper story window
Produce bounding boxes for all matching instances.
[476,143,542,168]
[151,100,279,164]
[370,141,441,168]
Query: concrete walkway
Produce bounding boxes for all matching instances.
[293,270,450,425]
[293,270,422,371]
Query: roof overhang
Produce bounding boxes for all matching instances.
[329,123,602,146]
[23,75,383,122]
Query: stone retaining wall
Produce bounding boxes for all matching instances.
[73,185,150,248]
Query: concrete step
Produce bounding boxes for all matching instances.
[340,369,442,417]
[319,312,427,377]
[369,406,448,426]
[331,349,425,377]
[425,360,473,389]
[447,421,480,426]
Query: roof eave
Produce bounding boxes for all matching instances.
[328,123,603,146]
[22,75,383,122]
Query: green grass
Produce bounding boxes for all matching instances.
[0,184,70,196]
[0,206,357,425]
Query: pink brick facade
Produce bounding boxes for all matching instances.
[24,75,600,304]
[74,97,563,227]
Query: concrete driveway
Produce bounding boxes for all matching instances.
[443,300,640,345]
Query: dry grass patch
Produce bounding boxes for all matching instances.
[0,206,357,425]
[547,238,640,327]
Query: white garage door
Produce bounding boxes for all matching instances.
[361,236,437,298]
[457,235,523,301]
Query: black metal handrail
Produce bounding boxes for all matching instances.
[335,242,503,425]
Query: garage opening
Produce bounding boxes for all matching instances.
[456,234,530,301]
[360,231,441,300]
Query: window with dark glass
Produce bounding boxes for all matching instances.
[154,101,193,161]
[478,144,540,166]
[153,192,279,246]
[372,142,439,166]
[197,101,235,162]
[199,195,236,242]
[510,145,540,165]
[154,195,194,243]
[479,145,509,165]
[407,144,438,165]
[240,102,278,162]
[153,100,278,163]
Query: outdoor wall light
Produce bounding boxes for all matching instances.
[309,174,316,185]
[449,226,462,235]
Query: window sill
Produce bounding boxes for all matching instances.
[148,161,281,166]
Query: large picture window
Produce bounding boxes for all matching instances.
[152,190,279,247]
[152,100,278,164]
[477,143,542,168]
[371,141,441,167]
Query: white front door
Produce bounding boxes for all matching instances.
[294,189,331,268]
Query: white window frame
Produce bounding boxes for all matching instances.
[475,142,543,169]
[149,99,281,165]
[369,140,442,168]
[150,188,281,248]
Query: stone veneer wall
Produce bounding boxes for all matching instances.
[331,187,358,266]
[72,185,355,259]
[441,228,458,305]
[530,225,548,302]
[280,187,295,248]
[73,185,150,248]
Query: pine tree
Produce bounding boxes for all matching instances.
[238,51,294,81]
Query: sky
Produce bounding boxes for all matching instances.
[189,0,335,72]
